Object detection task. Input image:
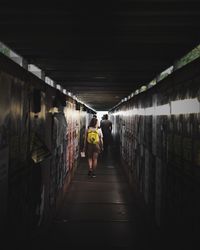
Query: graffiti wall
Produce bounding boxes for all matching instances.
[0,53,92,238]
[110,58,200,231]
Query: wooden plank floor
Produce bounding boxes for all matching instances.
[29,149,162,249]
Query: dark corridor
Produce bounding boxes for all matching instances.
[29,148,157,248]
[1,2,200,249]
[9,148,197,249]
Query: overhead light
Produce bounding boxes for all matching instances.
[140,85,147,92]
[148,79,157,88]
[135,89,139,95]
[56,84,61,90]
[73,95,77,100]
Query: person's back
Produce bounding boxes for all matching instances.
[100,119,112,135]
[100,114,112,152]
[83,118,103,177]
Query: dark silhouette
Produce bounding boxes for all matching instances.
[100,114,112,155]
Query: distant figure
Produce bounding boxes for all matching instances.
[83,118,103,177]
[100,114,112,154]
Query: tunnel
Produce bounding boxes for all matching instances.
[0,1,200,249]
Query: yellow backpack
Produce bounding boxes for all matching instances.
[87,128,99,144]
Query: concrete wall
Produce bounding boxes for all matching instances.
[110,57,200,234]
[0,53,91,240]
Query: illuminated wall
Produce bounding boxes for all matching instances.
[110,58,200,229]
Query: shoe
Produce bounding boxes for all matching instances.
[91,172,96,178]
[88,170,92,176]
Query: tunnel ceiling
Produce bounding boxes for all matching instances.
[1,1,200,110]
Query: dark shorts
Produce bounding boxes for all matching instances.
[86,143,100,158]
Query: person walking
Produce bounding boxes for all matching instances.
[83,118,103,177]
[100,114,112,154]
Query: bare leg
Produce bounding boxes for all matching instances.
[92,153,98,171]
[88,158,93,171]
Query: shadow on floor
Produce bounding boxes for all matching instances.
[11,146,194,249]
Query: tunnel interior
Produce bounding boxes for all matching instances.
[1,1,200,110]
[0,1,200,248]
